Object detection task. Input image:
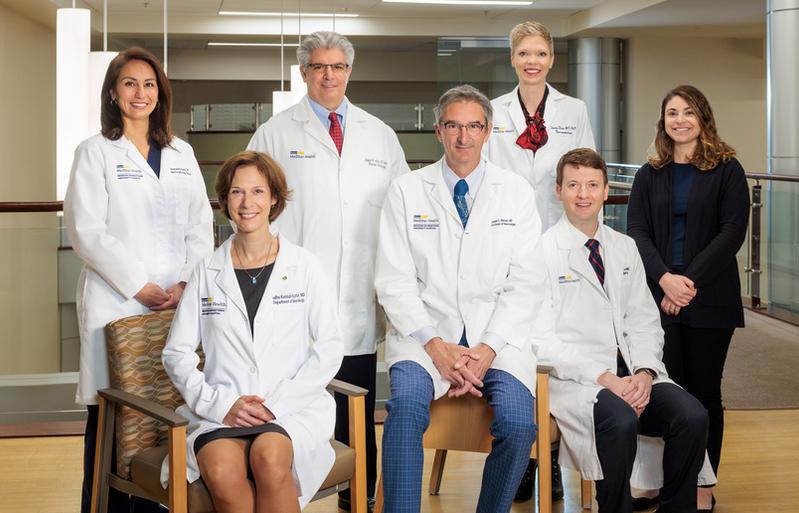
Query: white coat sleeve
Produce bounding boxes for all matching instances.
[529,257,612,385]
[162,264,239,424]
[178,146,214,284]
[623,249,668,379]
[481,182,542,349]
[374,180,435,337]
[264,257,344,419]
[577,101,596,150]
[63,140,148,299]
[389,129,411,179]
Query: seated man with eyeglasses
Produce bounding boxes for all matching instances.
[375,85,544,513]
[247,31,409,513]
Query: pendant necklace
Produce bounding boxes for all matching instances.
[233,235,274,284]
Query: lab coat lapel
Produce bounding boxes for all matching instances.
[251,234,295,346]
[113,136,160,183]
[468,162,500,228]
[422,160,463,227]
[295,96,341,157]
[599,225,623,313]
[507,86,538,171]
[210,237,251,341]
[555,218,607,298]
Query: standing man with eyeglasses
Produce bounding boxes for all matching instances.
[375,85,543,513]
[247,31,409,512]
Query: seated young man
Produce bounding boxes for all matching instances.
[536,148,712,513]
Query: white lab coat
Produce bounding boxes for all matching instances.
[375,159,542,399]
[485,85,595,230]
[63,133,214,405]
[160,235,344,508]
[536,216,716,487]
[247,96,410,356]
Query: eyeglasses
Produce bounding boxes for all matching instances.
[305,62,350,74]
[439,121,487,136]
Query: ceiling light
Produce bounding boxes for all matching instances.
[208,42,300,47]
[383,0,531,5]
[219,11,359,17]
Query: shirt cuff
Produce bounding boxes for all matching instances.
[410,326,438,346]
[481,332,507,355]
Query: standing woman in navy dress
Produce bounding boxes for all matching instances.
[627,85,749,511]
[64,47,214,513]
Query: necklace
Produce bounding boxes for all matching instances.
[233,234,274,284]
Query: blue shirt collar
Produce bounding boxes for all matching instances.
[442,158,486,201]
[307,96,348,132]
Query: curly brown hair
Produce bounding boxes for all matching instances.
[649,85,736,171]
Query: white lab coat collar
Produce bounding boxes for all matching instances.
[108,134,185,181]
[553,215,608,297]
[208,233,298,334]
[500,84,566,136]
[420,158,501,228]
[441,158,486,208]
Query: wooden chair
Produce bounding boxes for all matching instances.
[91,309,368,513]
[375,365,575,513]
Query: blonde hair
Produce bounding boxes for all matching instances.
[509,21,554,54]
[648,85,736,171]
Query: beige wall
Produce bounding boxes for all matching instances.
[0,4,60,374]
[623,36,767,173]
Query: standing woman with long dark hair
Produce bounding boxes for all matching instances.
[64,47,214,513]
[627,85,750,511]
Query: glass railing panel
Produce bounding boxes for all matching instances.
[766,180,798,313]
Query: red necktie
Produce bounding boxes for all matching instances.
[328,112,343,155]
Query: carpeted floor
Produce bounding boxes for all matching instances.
[722,309,799,410]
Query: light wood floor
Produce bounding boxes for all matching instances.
[2,410,796,513]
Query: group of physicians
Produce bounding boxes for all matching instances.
[63,17,750,513]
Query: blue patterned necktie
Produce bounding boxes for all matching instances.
[585,238,605,285]
[454,179,469,227]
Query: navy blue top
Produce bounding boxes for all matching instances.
[146,141,162,178]
[670,162,698,267]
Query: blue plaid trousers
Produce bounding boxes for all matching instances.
[382,360,536,513]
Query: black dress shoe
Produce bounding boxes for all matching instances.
[631,494,660,511]
[513,459,536,502]
[551,448,564,502]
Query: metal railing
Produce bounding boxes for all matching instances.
[606,162,799,312]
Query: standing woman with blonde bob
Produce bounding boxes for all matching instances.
[627,85,749,511]
[64,47,214,513]
[487,20,595,503]
[486,20,595,232]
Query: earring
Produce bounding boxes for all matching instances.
[111,97,117,105]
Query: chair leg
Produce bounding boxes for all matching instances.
[429,449,447,495]
[167,425,188,513]
[581,479,593,510]
[349,395,368,513]
[91,397,114,513]
[373,473,384,513]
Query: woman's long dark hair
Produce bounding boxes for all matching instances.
[100,47,173,148]
[649,85,735,171]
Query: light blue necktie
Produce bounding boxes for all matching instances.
[454,179,469,227]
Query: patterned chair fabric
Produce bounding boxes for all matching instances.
[104,309,203,478]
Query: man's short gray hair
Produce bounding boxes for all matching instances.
[434,84,493,125]
[297,31,355,67]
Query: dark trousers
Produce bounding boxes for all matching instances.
[82,405,163,513]
[334,352,378,500]
[593,383,708,513]
[663,324,734,476]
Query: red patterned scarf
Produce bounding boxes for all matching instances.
[515,87,549,153]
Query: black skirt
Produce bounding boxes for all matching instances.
[194,423,290,455]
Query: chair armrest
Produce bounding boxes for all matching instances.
[327,378,368,397]
[536,364,554,374]
[97,388,188,427]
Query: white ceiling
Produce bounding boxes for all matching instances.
[1,0,766,41]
